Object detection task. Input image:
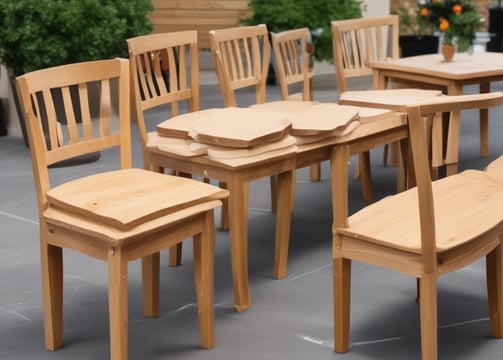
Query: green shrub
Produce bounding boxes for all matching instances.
[0,0,153,76]
[241,0,364,62]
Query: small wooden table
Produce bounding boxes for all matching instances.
[150,106,408,313]
[368,52,503,174]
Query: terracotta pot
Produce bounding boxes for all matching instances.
[441,43,456,62]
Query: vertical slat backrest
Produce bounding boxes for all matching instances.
[332,16,399,93]
[15,58,130,214]
[209,25,270,107]
[127,31,199,148]
[406,93,503,272]
[270,28,314,101]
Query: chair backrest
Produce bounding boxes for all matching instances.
[270,28,314,101]
[16,59,130,215]
[127,31,199,149]
[209,24,270,107]
[331,15,399,93]
[406,92,503,269]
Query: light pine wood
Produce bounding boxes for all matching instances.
[209,24,270,108]
[16,58,227,359]
[149,103,406,312]
[331,16,441,199]
[487,155,503,177]
[270,28,320,182]
[331,92,503,360]
[127,31,223,266]
[368,52,503,163]
[190,107,291,148]
[209,24,284,213]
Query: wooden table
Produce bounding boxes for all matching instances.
[368,52,503,175]
[150,106,408,313]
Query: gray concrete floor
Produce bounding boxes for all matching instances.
[1,64,503,359]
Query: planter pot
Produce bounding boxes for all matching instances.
[399,35,439,58]
[441,44,456,62]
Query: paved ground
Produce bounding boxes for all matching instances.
[1,59,503,359]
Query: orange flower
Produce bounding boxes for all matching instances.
[439,18,450,31]
[420,7,429,17]
[452,4,462,14]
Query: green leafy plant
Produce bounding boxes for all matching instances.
[418,0,483,51]
[394,5,435,36]
[241,0,365,62]
[0,0,154,76]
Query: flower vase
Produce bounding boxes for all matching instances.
[441,43,456,62]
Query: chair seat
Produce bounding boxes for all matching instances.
[46,168,228,230]
[44,199,223,245]
[339,88,443,111]
[486,155,503,177]
[339,170,503,253]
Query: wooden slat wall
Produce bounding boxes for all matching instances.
[150,0,251,49]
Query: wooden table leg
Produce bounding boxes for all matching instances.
[480,82,490,157]
[273,169,294,279]
[228,175,251,312]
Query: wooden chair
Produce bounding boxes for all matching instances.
[209,24,285,211]
[16,58,228,359]
[209,24,270,108]
[331,92,503,360]
[127,31,215,266]
[270,27,320,182]
[331,15,443,199]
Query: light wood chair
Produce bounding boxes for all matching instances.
[332,92,503,360]
[209,24,285,211]
[270,27,320,182]
[331,15,443,200]
[209,24,270,108]
[16,58,228,360]
[127,31,220,266]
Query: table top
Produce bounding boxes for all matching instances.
[368,52,503,80]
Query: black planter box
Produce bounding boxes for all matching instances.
[399,35,439,58]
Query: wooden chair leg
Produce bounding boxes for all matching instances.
[382,143,390,167]
[193,211,216,349]
[310,163,321,182]
[168,243,182,267]
[334,257,351,353]
[41,242,64,351]
[142,253,160,317]
[219,181,229,230]
[108,248,128,360]
[487,242,503,338]
[270,175,278,214]
[419,273,438,360]
[359,151,373,204]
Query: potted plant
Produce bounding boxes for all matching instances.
[241,0,364,83]
[394,4,439,57]
[418,0,483,60]
[0,0,153,144]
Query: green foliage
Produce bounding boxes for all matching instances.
[241,0,364,62]
[0,0,153,76]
